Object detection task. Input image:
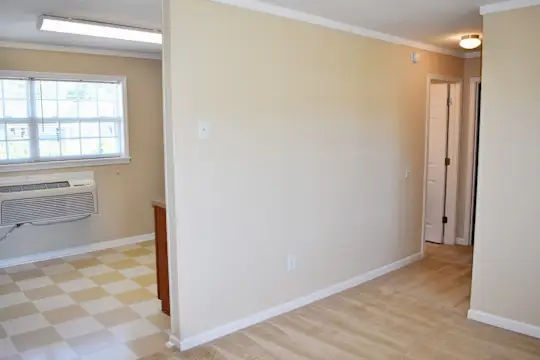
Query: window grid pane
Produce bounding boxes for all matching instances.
[0,75,125,165]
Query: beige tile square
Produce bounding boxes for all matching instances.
[145,313,170,332]
[54,317,104,340]
[4,264,36,274]
[92,248,119,257]
[80,344,137,360]
[24,285,63,301]
[97,253,128,264]
[132,274,156,288]
[109,319,160,343]
[3,313,49,336]
[57,278,97,293]
[0,338,18,358]
[49,271,84,284]
[8,269,45,282]
[34,258,66,268]
[69,287,109,303]
[0,283,21,296]
[70,259,102,270]
[0,303,38,322]
[0,292,28,308]
[21,341,78,360]
[16,276,54,291]
[10,327,62,352]
[90,271,126,285]
[41,263,76,276]
[0,275,13,286]
[122,248,152,258]
[0,325,6,339]
[43,305,89,325]
[133,255,155,266]
[107,259,140,270]
[80,296,123,315]
[94,307,141,328]
[130,299,161,318]
[62,253,94,262]
[127,332,169,358]
[116,289,155,305]
[116,244,141,252]
[146,284,158,296]
[102,279,140,295]
[79,264,114,277]
[119,266,154,279]
[139,240,154,247]
[67,329,119,357]
[35,294,76,312]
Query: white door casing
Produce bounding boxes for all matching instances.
[425,83,449,243]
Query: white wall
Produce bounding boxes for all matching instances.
[164,0,464,341]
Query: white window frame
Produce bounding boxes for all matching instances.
[0,70,130,173]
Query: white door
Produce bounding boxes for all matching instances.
[425,83,449,243]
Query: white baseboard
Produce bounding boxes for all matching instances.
[0,233,155,269]
[179,252,423,351]
[456,237,469,246]
[167,334,181,350]
[468,309,540,339]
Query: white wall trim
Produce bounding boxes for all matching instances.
[456,237,468,246]
[468,309,540,339]
[210,0,467,58]
[179,252,422,351]
[0,41,161,60]
[0,233,154,268]
[463,52,482,59]
[480,0,540,15]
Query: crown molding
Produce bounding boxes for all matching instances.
[480,0,540,15]
[211,0,465,58]
[463,51,482,59]
[0,41,161,60]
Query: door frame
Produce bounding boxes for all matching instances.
[462,77,482,246]
[421,74,463,253]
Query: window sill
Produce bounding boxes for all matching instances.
[0,157,131,173]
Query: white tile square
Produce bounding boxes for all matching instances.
[80,296,123,315]
[101,280,140,295]
[16,276,54,291]
[79,264,115,277]
[0,292,28,309]
[0,274,12,286]
[133,255,155,265]
[109,319,160,342]
[0,338,18,358]
[81,344,137,360]
[3,313,49,336]
[119,266,154,279]
[42,263,76,276]
[34,294,76,312]
[54,317,104,340]
[97,253,128,264]
[130,299,161,317]
[57,278,97,293]
[4,263,36,274]
[22,341,78,360]
[146,284,158,296]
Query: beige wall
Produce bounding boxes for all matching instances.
[456,57,482,239]
[165,0,464,340]
[470,6,540,327]
[0,48,164,260]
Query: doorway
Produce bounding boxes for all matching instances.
[422,75,462,246]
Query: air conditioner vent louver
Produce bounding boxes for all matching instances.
[2,193,95,225]
[0,179,97,226]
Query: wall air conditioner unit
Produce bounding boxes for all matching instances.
[0,179,97,226]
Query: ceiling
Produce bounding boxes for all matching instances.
[0,0,499,56]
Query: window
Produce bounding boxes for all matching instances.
[0,71,129,172]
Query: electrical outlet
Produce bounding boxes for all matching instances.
[287,254,297,272]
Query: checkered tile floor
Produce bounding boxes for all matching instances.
[0,240,174,360]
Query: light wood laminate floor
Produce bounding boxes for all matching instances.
[151,243,540,360]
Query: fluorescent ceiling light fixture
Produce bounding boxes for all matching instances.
[38,15,162,44]
[459,34,482,50]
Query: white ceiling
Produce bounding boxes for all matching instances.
[0,0,500,56]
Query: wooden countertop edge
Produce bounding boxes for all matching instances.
[152,200,166,209]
